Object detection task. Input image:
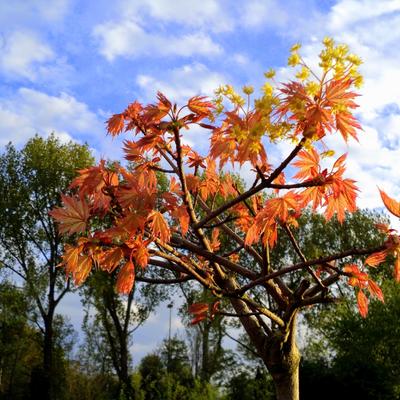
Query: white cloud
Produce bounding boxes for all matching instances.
[121,0,233,32]
[136,62,226,103]
[269,1,400,218]
[0,31,54,80]
[93,20,222,61]
[0,0,71,26]
[242,0,289,28]
[0,88,102,147]
[328,0,400,31]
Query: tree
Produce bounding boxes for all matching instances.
[51,39,400,400]
[0,281,41,400]
[138,337,219,400]
[0,135,94,400]
[80,270,165,399]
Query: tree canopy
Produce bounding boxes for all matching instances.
[50,39,400,400]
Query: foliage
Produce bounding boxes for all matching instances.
[50,39,400,399]
[138,337,220,400]
[302,279,400,399]
[0,134,94,399]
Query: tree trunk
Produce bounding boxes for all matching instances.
[42,313,54,400]
[266,339,300,400]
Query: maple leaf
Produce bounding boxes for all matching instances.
[187,96,214,116]
[188,302,209,325]
[148,211,171,243]
[324,176,358,222]
[116,261,135,294]
[336,111,361,142]
[367,279,384,302]
[157,91,172,113]
[262,192,299,224]
[357,290,368,318]
[50,195,89,235]
[365,249,388,267]
[59,244,81,275]
[107,113,125,136]
[97,247,124,272]
[379,189,400,218]
[293,148,320,180]
[134,245,149,269]
[73,255,93,286]
[171,206,190,236]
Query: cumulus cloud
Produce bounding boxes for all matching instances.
[136,62,225,103]
[241,0,289,29]
[93,20,222,61]
[269,1,400,215]
[121,0,233,32]
[0,0,71,26]
[0,88,102,146]
[0,31,54,80]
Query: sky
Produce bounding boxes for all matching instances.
[1,0,400,363]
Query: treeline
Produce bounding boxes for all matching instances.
[1,136,400,399]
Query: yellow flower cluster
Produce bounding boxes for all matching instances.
[214,84,246,114]
[319,37,363,87]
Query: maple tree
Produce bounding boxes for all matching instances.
[51,39,400,400]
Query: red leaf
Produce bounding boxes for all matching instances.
[73,255,93,286]
[50,195,89,235]
[365,250,388,267]
[368,279,384,302]
[107,113,125,136]
[148,211,171,243]
[116,261,135,294]
[188,303,209,316]
[187,96,214,116]
[357,290,368,318]
[379,189,400,218]
[97,247,124,272]
[292,148,320,180]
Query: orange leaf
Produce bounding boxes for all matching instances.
[149,211,171,243]
[211,228,220,251]
[97,247,123,272]
[188,302,209,316]
[107,113,125,136]
[187,96,214,116]
[245,223,261,246]
[292,148,320,180]
[134,245,149,269]
[116,261,135,294]
[357,290,368,318]
[50,195,89,235]
[368,279,384,302]
[365,250,388,267]
[379,189,400,218]
[74,255,93,286]
[60,244,80,275]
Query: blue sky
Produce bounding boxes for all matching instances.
[2,0,400,363]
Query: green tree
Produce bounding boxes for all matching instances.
[0,281,41,400]
[0,135,93,400]
[301,279,400,400]
[81,270,166,399]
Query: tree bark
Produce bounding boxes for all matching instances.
[42,311,54,400]
[265,335,300,400]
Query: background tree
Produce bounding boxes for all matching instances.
[0,280,41,400]
[301,280,400,400]
[0,135,94,400]
[51,39,400,400]
[80,270,166,399]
